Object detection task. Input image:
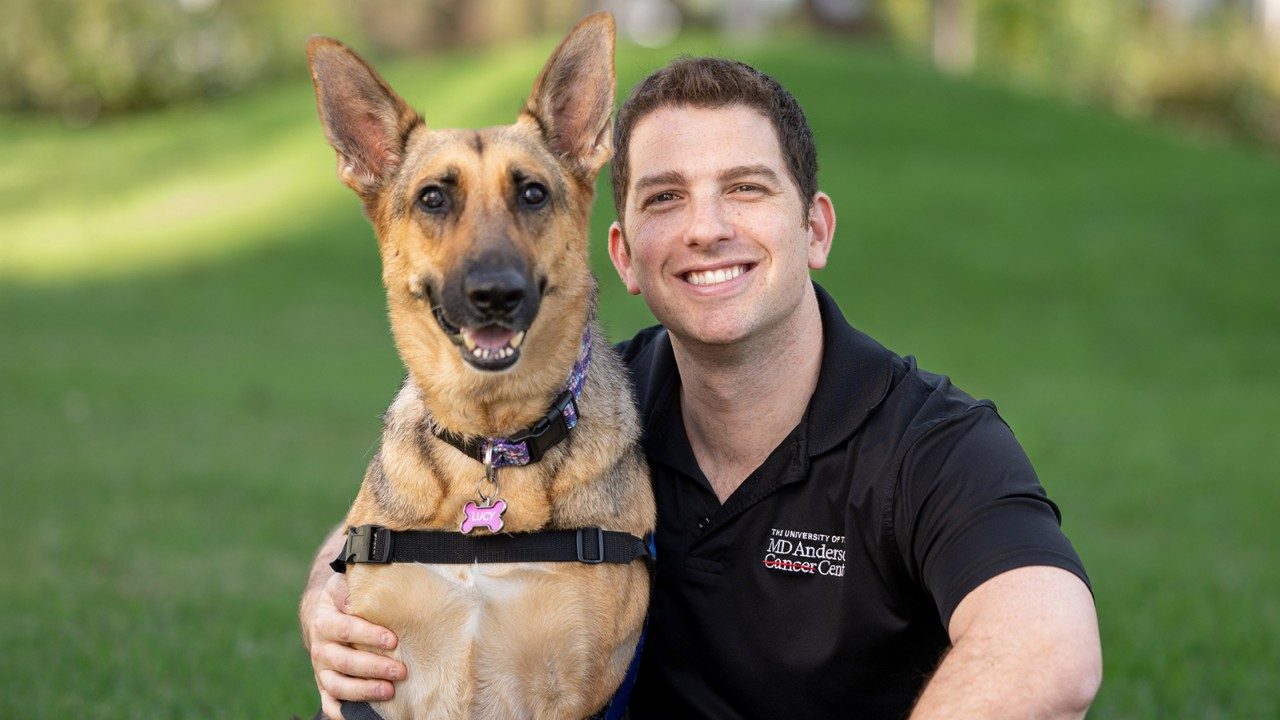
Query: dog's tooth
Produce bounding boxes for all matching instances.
[510,331,526,349]
[463,333,477,351]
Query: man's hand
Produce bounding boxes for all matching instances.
[911,566,1102,720]
[301,530,407,719]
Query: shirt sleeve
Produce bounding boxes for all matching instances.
[895,404,1089,629]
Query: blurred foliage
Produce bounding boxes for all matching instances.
[0,0,589,121]
[877,0,1280,146]
[6,0,1279,148]
[0,0,352,121]
[354,0,585,55]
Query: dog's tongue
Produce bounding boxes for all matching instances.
[465,326,517,350]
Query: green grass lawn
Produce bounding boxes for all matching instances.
[2,30,1278,718]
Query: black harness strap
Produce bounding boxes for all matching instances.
[331,525,652,573]
[339,700,386,720]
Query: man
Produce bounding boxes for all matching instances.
[301,57,1101,719]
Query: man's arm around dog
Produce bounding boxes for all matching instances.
[300,526,406,720]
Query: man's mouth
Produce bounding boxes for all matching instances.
[683,263,752,287]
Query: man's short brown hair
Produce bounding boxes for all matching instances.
[611,56,818,225]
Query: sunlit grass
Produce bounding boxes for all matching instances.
[0,42,559,281]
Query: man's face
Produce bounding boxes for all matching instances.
[608,104,833,347]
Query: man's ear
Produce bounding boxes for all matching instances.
[806,192,836,271]
[608,221,641,295]
[307,36,422,198]
[522,12,616,179]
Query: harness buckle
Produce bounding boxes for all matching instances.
[576,527,605,564]
[345,524,393,565]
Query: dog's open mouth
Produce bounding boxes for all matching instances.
[459,325,525,370]
[431,304,525,371]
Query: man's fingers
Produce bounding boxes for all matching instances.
[318,668,396,704]
[315,642,406,682]
[324,573,351,613]
[319,689,343,720]
[316,605,398,650]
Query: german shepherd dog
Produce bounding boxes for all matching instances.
[307,13,654,720]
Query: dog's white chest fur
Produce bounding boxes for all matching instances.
[424,561,554,603]
[347,560,639,719]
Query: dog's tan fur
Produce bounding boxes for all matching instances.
[308,14,654,719]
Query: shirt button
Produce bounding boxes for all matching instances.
[697,516,711,530]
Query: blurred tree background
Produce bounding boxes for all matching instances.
[3,0,1279,145]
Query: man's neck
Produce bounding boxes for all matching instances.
[671,289,824,503]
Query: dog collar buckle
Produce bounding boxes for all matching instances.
[509,391,577,464]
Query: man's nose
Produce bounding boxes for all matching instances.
[683,195,732,248]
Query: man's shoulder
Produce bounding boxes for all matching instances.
[890,358,995,432]
[809,286,997,455]
[610,324,672,413]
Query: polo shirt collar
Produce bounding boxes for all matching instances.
[806,283,896,455]
[639,282,896,465]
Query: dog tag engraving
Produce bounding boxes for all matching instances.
[460,499,507,534]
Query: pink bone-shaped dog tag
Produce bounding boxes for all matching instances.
[460,499,507,534]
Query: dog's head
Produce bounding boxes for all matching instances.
[307,14,614,388]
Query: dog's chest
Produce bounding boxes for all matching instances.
[421,561,551,602]
[346,561,566,652]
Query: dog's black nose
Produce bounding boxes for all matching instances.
[465,267,527,317]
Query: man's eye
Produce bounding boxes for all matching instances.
[518,182,549,209]
[418,186,449,213]
[645,191,677,207]
[733,184,762,193]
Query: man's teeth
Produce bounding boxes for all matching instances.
[685,265,746,286]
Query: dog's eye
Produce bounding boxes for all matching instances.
[518,183,548,209]
[418,186,449,213]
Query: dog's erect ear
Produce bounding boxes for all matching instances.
[307,37,422,198]
[522,12,616,178]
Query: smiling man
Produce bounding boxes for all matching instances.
[301,57,1101,719]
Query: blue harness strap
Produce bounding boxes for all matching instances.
[595,531,655,720]
[595,621,647,720]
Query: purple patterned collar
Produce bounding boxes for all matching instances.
[433,327,593,468]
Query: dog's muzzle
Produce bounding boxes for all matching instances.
[431,259,542,372]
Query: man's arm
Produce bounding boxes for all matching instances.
[910,566,1102,720]
[300,525,407,719]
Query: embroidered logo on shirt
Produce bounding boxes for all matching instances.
[763,527,846,577]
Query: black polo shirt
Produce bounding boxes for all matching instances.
[618,284,1088,719]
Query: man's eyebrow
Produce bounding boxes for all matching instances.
[719,164,781,184]
[632,170,686,194]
